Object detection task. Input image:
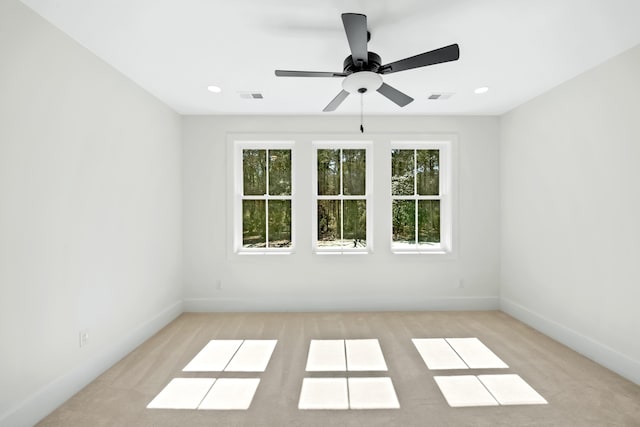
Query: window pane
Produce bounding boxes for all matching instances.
[317,200,341,247]
[317,149,340,195]
[392,200,415,243]
[342,149,366,196]
[417,150,439,195]
[268,200,291,248]
[343,200,366,248]
[243,149,266,195]
[242,200,265,247]
[418,200,440,244]
[268,150,291,196]
[392,149,414,196]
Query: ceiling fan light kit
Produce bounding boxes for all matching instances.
[275,12,460,114]
[342,71,382,94]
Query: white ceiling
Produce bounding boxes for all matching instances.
[20,0,640,115]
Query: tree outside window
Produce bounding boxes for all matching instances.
[392,148,441,250]
[241,149,292,249]
[316,147,369,252]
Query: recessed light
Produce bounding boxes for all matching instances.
[474,86,489,94]
[207,85,222,93]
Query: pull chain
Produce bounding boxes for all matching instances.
[360,92,364,133]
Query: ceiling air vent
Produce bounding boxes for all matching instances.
[239,92,264,99]
[427,92,454,100]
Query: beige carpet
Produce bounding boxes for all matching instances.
[38,311,640,426]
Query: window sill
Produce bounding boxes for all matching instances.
[391,250,449,255]
[314,250,371,255]
[236,250,294,256]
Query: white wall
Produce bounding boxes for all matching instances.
[500,45,640,384]
[183,115,500,311]
[0,1,183,425]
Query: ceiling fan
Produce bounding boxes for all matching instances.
[275,13,460,112]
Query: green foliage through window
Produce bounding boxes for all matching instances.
[242,148,292,249]
[317,148,367,249]
[392,148,440,247]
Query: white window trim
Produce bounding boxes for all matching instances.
[390,140,453,255]
[233,140,296,255]
[312,140,373,255]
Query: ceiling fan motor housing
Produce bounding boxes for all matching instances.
[343,51,382,74]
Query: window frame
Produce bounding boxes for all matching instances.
[312,140,373,255]
[233,140,295,255]
[390,140,452,255]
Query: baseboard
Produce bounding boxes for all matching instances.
[183,295,499,312]
[500,297,639,385]
[0,299,184,427]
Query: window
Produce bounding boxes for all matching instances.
[391,142,451,253]
[234,142,294,254]
[230,136,453,257]
[313,142,372,253]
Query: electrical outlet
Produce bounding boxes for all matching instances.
[79,329,89,348]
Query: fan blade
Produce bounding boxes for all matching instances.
[275,70,347,77]
[323,90,350,112]
[341,13,368,65]
[380,44,460,74]
[377,83,413,107]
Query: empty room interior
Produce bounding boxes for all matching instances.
[1,0,640,426]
